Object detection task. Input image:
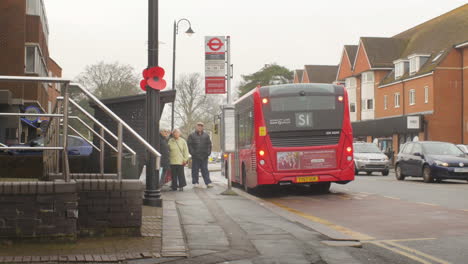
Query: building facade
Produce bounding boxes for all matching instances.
[0,0,62,144]
[334,4,468,159]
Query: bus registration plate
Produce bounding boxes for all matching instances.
[296,176,319,183]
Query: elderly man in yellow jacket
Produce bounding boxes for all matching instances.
[168,128,190,191]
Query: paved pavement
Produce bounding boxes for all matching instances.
[141,169,363,264]
[260,171,468,264]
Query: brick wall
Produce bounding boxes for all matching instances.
[76,180,143,237]
[0,181,77,241]
[337,51,353,81]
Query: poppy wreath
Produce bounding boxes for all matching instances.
[140,66,167,91]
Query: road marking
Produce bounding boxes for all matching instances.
[368,241,432,264]
[268,200,374,241]
[383,196,400,200]
[370,238,436,243]
[386,241,450,264]
[416,202,438,207]
[359,192,375,195]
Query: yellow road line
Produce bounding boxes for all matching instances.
[368,241,432,264]
[268,200,374,241]
[383,196,400,200]
[462,209,468,212]
[386,241,450,264]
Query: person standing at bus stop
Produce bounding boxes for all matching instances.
[168,129,189,191]
[187,122,213,188]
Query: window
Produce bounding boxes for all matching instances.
[24,45,48,77]
[345,78,357,89]
[395,62,404,78]
[409,89,416,106]
[367,99,374,110]
[424,86,429,103]
[412,144,422,155]
[25,46,36,73]
[238,109,254,147]
[362,72,374,83]
[384,95,388,110]
[394,93,400,108]
[409,57,418,74]
[401,143,413,154]
[350,103,356,113]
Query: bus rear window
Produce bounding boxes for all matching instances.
[263,95,343,131]
[270,95,336,112]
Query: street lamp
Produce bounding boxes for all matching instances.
[171,18,195,131]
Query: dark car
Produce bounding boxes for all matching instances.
[0,142,8,155]
[395,141,468,183]
[8,135,93,156]
[457,144,468,154]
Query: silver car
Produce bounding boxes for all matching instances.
[353,142,391,176]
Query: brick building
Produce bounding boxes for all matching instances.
[293,65,338,84]
[0,0,62,144]
[335,4,468,157]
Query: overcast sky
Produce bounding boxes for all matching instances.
[46,0,466,90]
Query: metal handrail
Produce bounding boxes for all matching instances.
[0,75,161,180]
[0,147,63,150]
[70,116,118,152]
[70,83,161,163]
[67,99,136,156]
[68,125,101,152]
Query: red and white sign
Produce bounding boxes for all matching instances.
[205,36,226,94]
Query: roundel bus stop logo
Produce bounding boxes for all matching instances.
[207,37,224,52]
[140,66,167,91]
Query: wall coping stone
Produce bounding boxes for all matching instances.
[76,180,144,192]
[0,181,77,194]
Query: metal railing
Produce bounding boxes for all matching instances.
[0,75,161,181]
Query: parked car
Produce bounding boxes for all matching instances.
[8,135,93,156]
[209,152,222,163]
[0,142,8,155]
[456,144,468,154]
[395,141,468,183]
[353,142,390,176]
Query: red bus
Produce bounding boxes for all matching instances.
[230,83,354,192]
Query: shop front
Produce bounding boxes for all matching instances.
[352,115,425,163]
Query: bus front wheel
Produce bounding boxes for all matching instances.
[310,182,331,194]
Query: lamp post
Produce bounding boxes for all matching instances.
[171,18,194,131]
[144,0,162,207]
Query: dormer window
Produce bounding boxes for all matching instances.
[408,54,431,75]
[393,59,408,79]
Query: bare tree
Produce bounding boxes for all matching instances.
[75,61,141,99]
[70,61,141,138]
[173,73,222,137]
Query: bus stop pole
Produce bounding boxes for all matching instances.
[221,36,236,195]
[227,36,232,191]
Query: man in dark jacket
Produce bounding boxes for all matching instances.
[159,128,170,183]
[187,122,213,188]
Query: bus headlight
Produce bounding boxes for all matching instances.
[259,160,265,165]
[347,156,353,161]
